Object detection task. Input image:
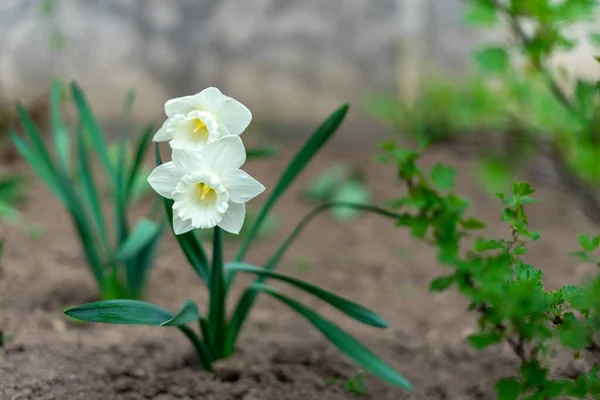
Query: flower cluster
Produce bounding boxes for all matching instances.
[148,88,265,235]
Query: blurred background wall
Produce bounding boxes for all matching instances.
[0,0,596,126]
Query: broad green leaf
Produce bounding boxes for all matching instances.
[429,274,456,292]
[117,219,161,261]
[64,299,199,326]
[71,82,116,186]
[467,332,502,350]
[557,313,591,349]
[463,0,498,26]
[430,163,456,189]
[473,46,510,74]
[496,377,521,400]
[578,233,596,252]
[304,163,350,202]
[226,262,388,328]
[50,79,70,170]
[124,221,164,299]
[156,144,210,285]
[330,181,371,221]
[235,104,349,261]
[253,284,412,390]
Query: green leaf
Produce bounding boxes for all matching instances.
[463,0,498,26]
[304,163,350,202]
[330,182,371,221]
[226,262,388,328]
[430,163,456,189]
[64,299,199,327]
[253,284,412,390]
[578,233,597,252]
[235,104,349,261]
[430,274,456,292]
[473,46,510,74]
[116,219,161,261]
[467,332,502,350]
[127,124,154,200]
[557,313,591,349]
[246,146,279,159]
[50,79,70,170]
[71,82,117,186]
[496,378,521,400]
[459,218,485,230]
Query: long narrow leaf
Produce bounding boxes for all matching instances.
[50,79,70,170]
[64,299,199,326]
[253,284,412,390]
[70,82,116,186]
[246,146,279,159]
[113,140,129,246]
[156,144,210,284]
[127,124,153,198]
[226,262,387,328]
[226,203,402,351]
[76,124,110,252]
[235,104,349,261]
[125,223,164,299]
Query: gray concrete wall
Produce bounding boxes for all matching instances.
[0,0,596,126]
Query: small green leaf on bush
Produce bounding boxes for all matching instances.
[460,218,485,230]
[463,0,498,26]
[430,163,456,189]
[474,46,510,74]
[557,313,591,349]
[495,377,520,400]
[430,274,456,292]
[467,332,502,350]
[578,233,597,252]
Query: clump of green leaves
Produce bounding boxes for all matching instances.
[370,0,600,225]
[65,105,413,390]
[12,81,163,300]
[303,163,371,222]
[381,140,600,398]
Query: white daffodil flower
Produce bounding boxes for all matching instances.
[148,136,264,235]
[153,87,252,151]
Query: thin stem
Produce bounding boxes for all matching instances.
[178,325,213,370]
[208,226,226,358]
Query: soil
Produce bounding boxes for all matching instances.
[0,137,598,400]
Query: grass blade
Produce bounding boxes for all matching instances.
[235,104,349,261]
[254,284,412,389]
[208,227,226,356]
[50,79,70,170]
[226,262,387,328]
[70,82,116,186]
[246,146,279,159]
[226,202,402,352]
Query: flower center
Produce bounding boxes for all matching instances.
[192,118,209,141]
[194,182,216,203]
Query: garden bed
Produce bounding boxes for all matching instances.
[0,143,597,399]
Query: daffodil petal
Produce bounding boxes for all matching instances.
[195,87,226,112]
[218,97,252,135]
[173,213,195,235]
[221,169,265,203]
[218,202,246,234]
[171,149,204,174]
[147,162,185,199]
[164,95,198,118]
[199,136,246,174]
[153,119,172,142]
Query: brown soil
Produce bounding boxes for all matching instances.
[0,140,598,400]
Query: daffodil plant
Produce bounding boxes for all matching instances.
[12,81,163,300]
[65,88,412,390]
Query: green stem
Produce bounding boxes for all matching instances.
[178,325,213,370]
[208,226,226,358]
